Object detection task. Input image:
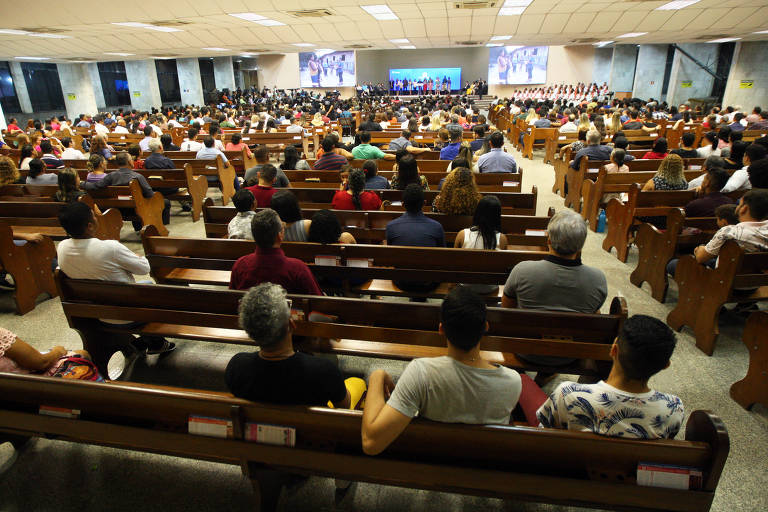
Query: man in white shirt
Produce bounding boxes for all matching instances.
[285,118,304,134]
[196,135,229,164]
[181,127,204,152]
[558,115,578,133]
[167,114,183,129]
[56,202,175,354]
[113,121,129,134]
[60,137,85,160]
[93,116,109,137]
[138,126,154,153]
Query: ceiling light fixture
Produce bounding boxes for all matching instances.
[707,37,741,43]
[617,32,648,38]
[112,22,182,32]
[499,0,531,16]
[202,47,230,51]
[594,41,614,47]
[752,30,768,34]
[15,56,50,60]
[390,38,409,44]
[105,52,135,56]
[0,29,70,38]
[361,5,399,21]
[656,0,700,10]
[255,19,285,26]
[229,13,266,21]
[293,43,315,47]
[486,43,503,47]
[399,45,416,49]
[490,35,513,41]
[0,29,30,35]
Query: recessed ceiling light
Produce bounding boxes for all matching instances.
[112,22,182,32]
[486,43,503,47]
[146,26,182,32]
[499,7,525,15]
[594,41,614,47]
[708,37,741,43]
[202,47,230,51]
[15,56,50,60]
[293,43,315,47]
[752,30,768,34]
[0,29,30,35]
[229,13,267,22]
[362,5,399,21]
[0,29,70,38]
[315,49,334,52]
[399,45,416,49]
[490,35,513,41]
[656,0,700,10]
[255,19,285,26]
[390,38,409,44]
[105,52,135,56]
[617,32,648,38]
[29,33,71,38]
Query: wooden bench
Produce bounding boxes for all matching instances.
[0,197,123,241]
[603,184,698,262]
[521,127,557,160]
[168,157,235,206]
[667,240,768,356]
[305,158,453,173]
[202,200,551,247]
[0,371,729,512]
[730,310,768,410]
[630,209,719,302]
[0,224,56,314]
[230,132,310,157]
[141,228,548,300]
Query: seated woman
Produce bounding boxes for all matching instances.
[389,153,429,190]
[224,133,253,158]
[0,155,25,186]
[433,168,481,215]
[271,190,311,242]
[90,134,113,161]
[454,195,508,250]
[55,168,85,203]
[0,327,101,381]
[278,146,310,171]
[126,144,144,169]
[332,169,382,211]
[642,137,668,160]
[18,144,35,171]
[362,160,390,190]
[601,148,629,203]
[722,140,748,170]
[642,154,687,191]
[25,158,58,185]
[307,209,356,244]
[86,153,108,182]
[697,132,721,158]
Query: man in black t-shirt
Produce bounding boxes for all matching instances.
[225,283,352,407]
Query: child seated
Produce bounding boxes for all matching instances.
[714,203,738,227]
[227,189,256,240]
[536,315,684,439]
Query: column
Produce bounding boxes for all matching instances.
[666,44,719,107]
[56,63,100,120]
[175,58,205,106]
[8,61,33,113]
[592,47,613,85]
[722,42,768,109]
[124,60,163,111]
[632,44,669,101]
[608,45,638,95]
[87,63,107,110]
[213,56,236,91]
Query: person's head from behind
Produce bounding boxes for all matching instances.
[0,155,20,186]
[488,131,504,149]
[187,127,199,140]
[321,136,335,153]
[472,195,502,249]
[747,157,768,189]
[58,201,94,238]
[744,143,767,166]
[614,315,676,382]
[259,164,278,186]
[232,189,255,213]
[250,208,283,249]
[57,168,80,198]
[143,125,153,137]
[715,204,738,228]
[403,183,424,214]
[396,153,419,189]
[203,135,215,148]
[270,191,302,223]
[40,140,53,155]
[148,138,163,153]
[448,125,462,142]
[254,145,269,163]
[115,151,132,168]
[586,129,601,146]
[652,137,668,154]
[238,283,291,348]
[473,125,486,138]
[547,209,587,257]
[577,129,589,143]
[610,148,626,167]
[440,286,487,351]
[681,131,695,148]
[359,131,371,144]
[61,137,72,148]
[362,159,378,179]
[308,209,342,244]
[231,133,242,146]
[28,158,45,178]
[703,154,724,172]
[738,189,768,223]
[702,167,729,194]
[160,133,173,149]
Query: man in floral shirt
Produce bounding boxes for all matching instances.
[537,315,684,439]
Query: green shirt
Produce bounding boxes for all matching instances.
[352,144,386,160]
[220,121,236,128]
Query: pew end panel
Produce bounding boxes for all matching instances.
[0,224,57,315]
[129,180,168,237]
[183,164,209,222]
[630,209,685,303]
[729,311,768,410]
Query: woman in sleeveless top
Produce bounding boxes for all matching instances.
[454,196,508,295]
[270,190,310,242]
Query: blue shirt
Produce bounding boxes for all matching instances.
[386,212,445,247]
[365,175,390,190]
[570,144,613,169]
[439,142,461,161]
[470,139,485,152]
[196,146,229,164]
[477,148,517,174]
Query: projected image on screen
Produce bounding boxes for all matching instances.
[299,50,356,88]
[388,68,461,94]
[488,46,548,85]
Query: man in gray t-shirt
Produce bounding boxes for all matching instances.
[361,287,522,455]
[502,210,607,367]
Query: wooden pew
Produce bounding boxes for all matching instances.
[521,127,557,160]
[0,198,123,241]
[0,371,729,512]
[730,310,768,410]
[0,224,56,314]
[167,157,235,206]
[141,229,548,300]
[667,240,768,355]
[229,132,310,158]
[630,209,719,302]
[305,158,452,173]
[603,184,697,262]
[202,200,551,247]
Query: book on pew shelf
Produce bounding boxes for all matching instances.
[117,195,132,200]
[525,229,547,236]
[305,178,321,182]
[390,201,402,206]
[290,309,306,322]
[689,165,702,170]
[315,255,341,266]
[503,181,518,187]
[346,258,372,268]
[245,423,296,447]
[39,406,80,419]
[188,415,233,439]
[637,463,702,490]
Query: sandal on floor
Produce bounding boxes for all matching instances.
[146,340,176,355]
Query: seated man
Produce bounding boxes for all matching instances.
[385,184,445,247]
[352,131,395,161]
[684,168,733,218]
[226,283,363,408]
[570,130,612,170]
[387,130,431,155]
[502,210,606,368]
[244,145,290,187]
[245,164,278,208]
[439,125,463,161]
[144,139,175,169]
[477,131,517,173]
[362,286,523,455]
[537,315,684,439]
[313,136,349,171]
[670,131,699,158]
[229,208,322,295]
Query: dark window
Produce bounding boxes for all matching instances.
[97,61,130,108]
[20,62,65,112]
[0,61,21,113]
[155,59,181,104]
[199,58,217,104]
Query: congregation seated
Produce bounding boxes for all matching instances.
[85,153,107,183]
[684,168,734,218]
[385,184,445,248]
[670,132,699,159]
[278,146,310,171]
[331,169,382,211]
[40,140,65,169]
[351,132,395,161]
[245,145,290,187]
[387,129,430,155]
[224,133,253,158]
[271,190,312,242]
[180,127,203,152]
[144,139,174,169]
[314,136,349,171]
[229,208,322,295]
[389,153,428,190]
[245,163,278,207]
[641,138,668,160]
[60,136,85,160]
[439,125,463,161]
[362,159,390,190]
[537,315,684,439]
[432,168,480,215]
[477,131,517,174]
[26,158,57,185]
[161,133,180,152]
[307,209,356,245]
[641,154,687,191]
[569,130,612,170]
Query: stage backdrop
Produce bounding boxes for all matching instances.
[299,50,356,88]
[488,46,549,85]
[388,68,461,89]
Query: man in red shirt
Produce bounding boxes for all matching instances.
[229,208,322,295]
[245,164,278,208]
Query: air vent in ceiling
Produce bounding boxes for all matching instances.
[456,40,482,46]
[242,49,269,53]
[62,57,95,62]
[454,1,499,9]
[345,44,373,49]
[570,38,601,44]
[21,27,67,34]
[288,9,334,17]
[153,20,192,27]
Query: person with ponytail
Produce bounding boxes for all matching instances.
[331,169,382,211]
[697,131,721,158]
[86,153,108,182]
[55,168,85,203]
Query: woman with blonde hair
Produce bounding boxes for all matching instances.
[609,111,622,134]
[311,112,325,127]
[448,143,477,172]
[0,155,22,186]
[577,113,591,132]
[432,167,481,215]
[55,168,85,203]
[90,134,113,160]
[524,108,537,124]
[429,113,442,131]
[642,154,687,191]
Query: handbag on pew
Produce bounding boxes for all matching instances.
[50,356,105,382]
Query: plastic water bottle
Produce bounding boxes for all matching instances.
[596,209,607,233]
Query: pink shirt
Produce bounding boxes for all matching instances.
[0,328,27,374]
